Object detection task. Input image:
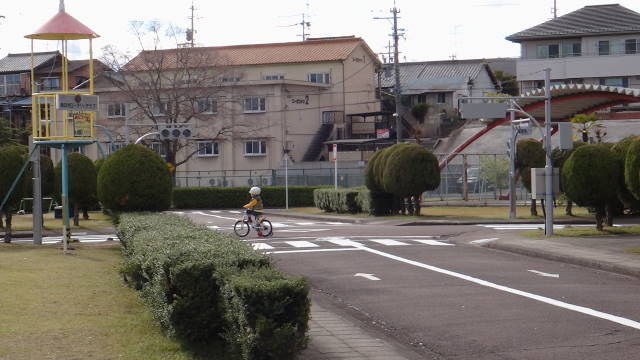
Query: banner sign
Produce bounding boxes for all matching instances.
[56,94,99,112]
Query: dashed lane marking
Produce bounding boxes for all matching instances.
[284,240,320,248]
[370,239,410,246]
[412,239,455,246]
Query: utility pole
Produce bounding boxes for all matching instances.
[375,2,403,143]
[186,1,196,47]
[553,0,558,19]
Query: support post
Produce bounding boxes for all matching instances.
[462,154,468,201]
[544,69,554,236]
[30,140,43,245]
[509,107,517,219]
[61,144,70,253]
[393,6,402,144]
[284,152,289,210]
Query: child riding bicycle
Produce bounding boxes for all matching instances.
[243,186,264,230]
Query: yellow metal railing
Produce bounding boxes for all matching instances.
[31,92,95,141]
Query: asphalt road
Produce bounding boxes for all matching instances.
[181,210,640,360]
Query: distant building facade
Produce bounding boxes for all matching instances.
[507,4,640,97]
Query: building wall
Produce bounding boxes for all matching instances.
[92,43,380,174]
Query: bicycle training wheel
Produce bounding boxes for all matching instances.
[260,220,273,237]
[234,220,250,237]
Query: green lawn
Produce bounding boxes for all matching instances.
[524,225,640,238]
[6,211,113,232]
[0,243,194,360]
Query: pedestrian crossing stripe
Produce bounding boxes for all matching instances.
[251,238,453,251]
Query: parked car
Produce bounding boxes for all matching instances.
[457,167,480,191]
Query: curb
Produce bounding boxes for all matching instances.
[486,241,640,279]
[398,218,596,226]
[262,211,367,224]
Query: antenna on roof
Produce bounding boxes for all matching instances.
[186,1,197,47]
[277,2,313,41]
[552,0,558,19]
[59,0,65,12]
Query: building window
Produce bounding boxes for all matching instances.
[536,44,559,58]
[417,94,427,103]
[598,41,610,56]
[244,140,266,156]
[151,102,170,116]
[263,74,284,80]
[322,111,343,124]
[107,103,126,118]
[625,39,638,54]
[197,141,219,157]
[562,42,581,57]
[308,73,331,84]
[599,77,629,87]
[0,74,21,96]
[75,76,88,88]
[150,141,167,157]
[41,77,60,91]
[436,93,446,104]
[196,98,217,114]
[243,96,266,113]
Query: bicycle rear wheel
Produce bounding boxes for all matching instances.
[259,220,273,237]
[234,220,250,237]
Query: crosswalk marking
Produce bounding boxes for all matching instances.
[412,239,455,246]
[327,239,361,247]
[370,239,409,246]
[252,243,274,250]
[284,240,319,248]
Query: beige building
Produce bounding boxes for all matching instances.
[91,36,381,185]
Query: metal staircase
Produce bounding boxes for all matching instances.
[302,123,334,161]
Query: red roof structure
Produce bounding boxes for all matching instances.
[25,9,99,40]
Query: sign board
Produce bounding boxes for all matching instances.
[530,168,560,199]
[558,122,573,150]
[352,122,375,134]
[71,111,91,137]
[376,128,390,139]
[56,94,99,112]
[330,144,337,161]
[460,102,509,119]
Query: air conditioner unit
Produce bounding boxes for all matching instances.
[208,178,218,186]
[261,177,272,186]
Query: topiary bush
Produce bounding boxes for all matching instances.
[562,144,620,230]
[98,144,172,212]
[624,137,640,201]
[313,188,363,213]
[173,186,323,209]
[0,148,27,243]
[54,152,97,224]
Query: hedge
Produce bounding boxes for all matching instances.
[117,213,310,359]
[313,188,371,214]
[173,186,326,209]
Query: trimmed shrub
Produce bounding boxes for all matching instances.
[98,144,172,212]
[612,137,640,212]
[563,144,620,230]
[381,143,440,197]
[0,148,26,243]
[24,155,54,198]
[313,188,361,213]
[54,153,97,214]
[173,186,323,209]
[516,138,545,192]
[117,213,309,358]
[624,137,640,201]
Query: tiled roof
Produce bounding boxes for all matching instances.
[0,51,59,73]
[506,4,640,42]
[123,37,379,71]
[379,60,494,91]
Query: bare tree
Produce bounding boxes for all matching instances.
[100,21,257,172]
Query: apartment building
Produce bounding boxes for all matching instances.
[93,36,381,184]
[506,4,640,96]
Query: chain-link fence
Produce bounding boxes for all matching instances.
[175,153,533,202]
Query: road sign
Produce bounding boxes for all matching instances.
[460,102,509,119]
[330,143,337,161]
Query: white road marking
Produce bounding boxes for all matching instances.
[207,225,222,230]
[294,222,316,226]
[278,228,332,233]
[190,211,237,221]
[16,234,120,244]
[228,210,241,214]
[528,270,560,278]
[252,243,274,250]
[354,273,381,281]
[284,241,319,248]
[470,238,500,245]
[352,243,640,331]
[327,239,361,247]
[325,222,348,225]
[412,240,454,246]
[269,222,291,228]
[370,239,409,246]
[266,248,362,254]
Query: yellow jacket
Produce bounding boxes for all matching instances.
[243,195,263,210]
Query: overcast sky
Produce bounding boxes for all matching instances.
[1,0,638,63]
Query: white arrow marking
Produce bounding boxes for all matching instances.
[354,273,380,281]
[470,238,499,244]
[412,239,455,246]
[528,270,559,278]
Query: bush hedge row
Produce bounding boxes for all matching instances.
[173,186,326,209]
[117,213,310,359]
[313,188,371,214]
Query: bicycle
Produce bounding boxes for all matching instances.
[234,210,273,237]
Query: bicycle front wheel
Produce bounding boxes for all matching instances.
[234,220,250,237]
[260,220,273,237]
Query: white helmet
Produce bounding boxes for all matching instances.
[249,186,261,195]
